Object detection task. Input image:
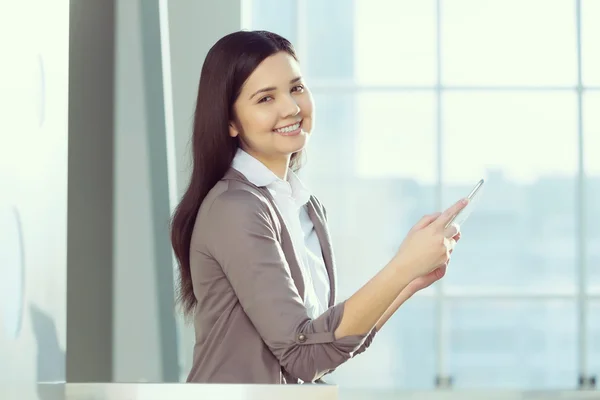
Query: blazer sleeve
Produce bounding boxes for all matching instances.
[203,189,372,383]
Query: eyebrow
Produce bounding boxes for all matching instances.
[249,77,303,100]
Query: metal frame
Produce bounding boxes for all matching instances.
[287,0,597,390]
[574,0,592,389]
[296,0,308,68]
[305,84,600,92]
[415,292,600,301]
[433,0,447,386]
[67,0,115,382]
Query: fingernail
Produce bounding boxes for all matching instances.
[462,198,469,204]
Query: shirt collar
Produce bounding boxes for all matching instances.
[287,169,312,208]
[231,148,312,207]
[231,148,278,187]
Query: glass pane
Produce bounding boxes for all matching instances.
[589,301,600,378]
[301,92,437,387]
[304,0,436,85]
[355,92,437,181]
[582,0,600,85]
[442,0,577,86]
[304,0,354,81]
[586,93,600,293]
[304,91,437,179]
[304,91,437,284]
[353,0,436,86]
[250,0,297,45]
[300,92,356,181]
[442,93,578,293]
[327,298,435,389]
[448,300,577,389]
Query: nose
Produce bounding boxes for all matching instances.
[280,94,300,119]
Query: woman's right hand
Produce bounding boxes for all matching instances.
[393,198,469,280]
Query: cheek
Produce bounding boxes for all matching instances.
[240,107,278,136]
[299,93,315,132]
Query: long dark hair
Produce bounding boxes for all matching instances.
[171,30,302,316]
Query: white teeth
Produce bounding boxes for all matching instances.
[274,122,301,133]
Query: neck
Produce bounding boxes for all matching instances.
[245,148,291,180]
[269,159,290,180]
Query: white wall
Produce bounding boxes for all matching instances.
[0,0,69,395]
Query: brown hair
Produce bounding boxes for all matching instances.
[170,31,302,315]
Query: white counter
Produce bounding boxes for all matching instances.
[30,383,600,400]
[35,383,338,400]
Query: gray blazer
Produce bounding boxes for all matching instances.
[186,168,377,384]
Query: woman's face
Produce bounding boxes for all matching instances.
[230,51,314,167]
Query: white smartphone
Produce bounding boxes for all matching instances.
[445,178,485,229]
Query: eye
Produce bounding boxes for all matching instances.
[258,95,273,103]
[291,85,305,93]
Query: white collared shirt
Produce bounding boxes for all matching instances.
[231,148,330,319]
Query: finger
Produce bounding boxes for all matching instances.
[453,232,461,242]
[411,212,442,232]
[443,238,456,260]
[434,198,469,230]
[444,223,459,239]
[445,237,457,253]
[435,265,447,279]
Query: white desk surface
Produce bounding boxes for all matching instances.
[35,382,338,400]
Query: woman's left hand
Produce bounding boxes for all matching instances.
[373,229,462,332]
[404,230,461,295]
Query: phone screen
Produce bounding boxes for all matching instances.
[445,178,485,229]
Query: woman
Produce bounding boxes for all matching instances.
[170,30,466,384]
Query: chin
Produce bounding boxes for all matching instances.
[276,131,308,154]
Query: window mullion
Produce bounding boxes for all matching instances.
[575,0,593,389]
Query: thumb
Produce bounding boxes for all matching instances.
[434,265,447,279]
[422,266,446,283]
[408,265,447,293]
[411,212,442,232]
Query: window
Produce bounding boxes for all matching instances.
[585,92,600,293]
[581,0,600,86]
[442,92,578,294]
[448,300,577,388]
[590,301,600,378]
[249,0,598,389]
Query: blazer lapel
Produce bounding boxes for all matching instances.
[306,198,337,307]
[222,168,330,307]
[255,186,306,302]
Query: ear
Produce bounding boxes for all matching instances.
[229,121,240,138]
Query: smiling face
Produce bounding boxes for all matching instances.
[229,51,314,174]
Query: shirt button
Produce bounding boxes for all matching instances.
[297,334,307,343]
